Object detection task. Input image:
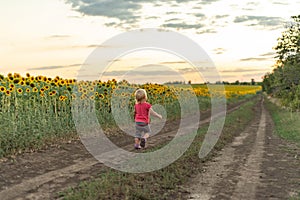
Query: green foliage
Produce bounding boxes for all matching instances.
[274,15,300,63]
[263,15,300,110]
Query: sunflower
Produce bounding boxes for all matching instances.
[59,95,67,101]
[32,87,38,92]
[13,79,20,84]
[82,89,88,94]
[9,83,15,89]
[89,87,94,92]
[26,88,31,93]
[60,80,66,85]
[40,88,45,93]
[0,86,6,93]
[44,85,50,90]
[40,93,45,97]
[14,73,21,79]
[17,88,23,94]
[99,94,104,99]
[67,86,72,92]
[5,90,11,96]
[8,76,14,81]
[26,73,31,78]
[90,95,95,100]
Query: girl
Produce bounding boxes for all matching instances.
[134,88,162,149]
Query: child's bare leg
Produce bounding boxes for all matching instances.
[135,137,140,145]
[143,133,149,139]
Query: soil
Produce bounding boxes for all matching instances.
[185,98,300,200]
[0,98,299,200]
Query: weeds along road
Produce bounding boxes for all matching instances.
[186,98,300,200]
[0,98,243,200]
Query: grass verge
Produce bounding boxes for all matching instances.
[58,97,260,200]
[265,98,300,146]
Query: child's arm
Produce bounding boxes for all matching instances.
[150,108,162,119]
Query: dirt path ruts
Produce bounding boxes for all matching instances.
[0,100,243,200]
[186,98,300,200]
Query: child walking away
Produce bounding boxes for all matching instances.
[134,89,162,149]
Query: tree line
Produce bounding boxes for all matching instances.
[263,15,300,110]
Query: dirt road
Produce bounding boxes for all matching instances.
[186,99,300,199]
[0,98,299,200]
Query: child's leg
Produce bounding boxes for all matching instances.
[135,126,142,149]
[143,133,149,139]
[135,137,140,145]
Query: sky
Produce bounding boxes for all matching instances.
[0,0,299,83]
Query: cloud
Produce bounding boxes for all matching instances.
[196,0,220,5]
[45,35,72,39]
[196,28,217,34]
[259,52,275,57]
[240,57,270,61]
[213,48,226,54]
[162,22,205,29]
[165,11,180,15]
[272,1,289,5]
[160,61,188,64]
[240,51,276,61]
[165,18,182,22]
[234,15,284,29]
[64,0,220,28]
[220,67,270,73]
[193,13,206,20]
[28,64,82,71]
[65,0,143,25]
[214,15,229,19]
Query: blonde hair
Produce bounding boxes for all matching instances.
[135,89,147,103]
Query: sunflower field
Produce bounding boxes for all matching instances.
[0,73,261,157]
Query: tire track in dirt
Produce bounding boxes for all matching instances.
[230,100,266,200]
[0,100,243,200]
[187,97,300,200]
[187,98,264,200]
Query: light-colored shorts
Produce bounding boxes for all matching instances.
[135,122,151,138]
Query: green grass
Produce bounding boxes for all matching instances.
[59,97,259,200]
[289,192,300,200]
[265,98,300,146]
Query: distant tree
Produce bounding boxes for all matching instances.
[251,78,255,85]
[188,80,192,84]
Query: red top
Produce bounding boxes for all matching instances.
[134,102,152,124]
